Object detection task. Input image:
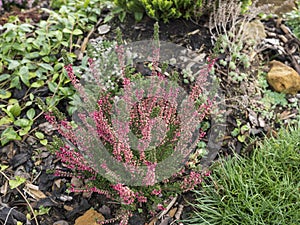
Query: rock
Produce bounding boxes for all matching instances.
[98,24,110,34]
[256,0,296,15]
[266,60,300,94]
[53,220,69,225]
[75,208,105,225]
[243,20,266,43]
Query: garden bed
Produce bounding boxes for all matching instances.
[0,1,300,225]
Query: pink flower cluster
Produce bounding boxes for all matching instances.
[181,171,203,192]
[55,145,96,178]
[112,183,147,205]
[46,39,217,224]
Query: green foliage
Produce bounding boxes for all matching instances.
[214,33,250,82]
[0,0,112,145]
[183,124,300,225]
[9,176,26,189]
[284,1,300,39]
[112,0,252,22]
[113,0,204,22]
[257,71,289,109]
[231,118,249,143]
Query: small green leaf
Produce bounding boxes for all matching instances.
[39,63,54,71]
[26,108,35,120]
[0,164,9,172]
[238,134,247,143]
[9,76,21,89]
[48,82,58,93]
[9,176,26,189]
[231,128,240,137]
[25,101,33,107]
[55,31,63,41]
[54,63,63,72]
[0,116,13,125]
[0,90,12,99]
[8,103,21,117]
[35,132,45,139]
[39,45,51,56]
[14,118,30,127]
[241,125,249,132]
[72,29,83,35]
[29,93,34,101]
[19,126,31,136]
[40,139,48,146]
[1,127,21,146]
[19,66,30,86]
[62,28,72,34]
[26,52,40,59]
[31,80,45,88]
[134,12,144,21]
[8,60,20,70]
[0,74,10,82]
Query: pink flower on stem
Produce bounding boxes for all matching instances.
[151,189,162,196]
[112,183,135,205]
[181,171,203,192]
[157,203,166,211]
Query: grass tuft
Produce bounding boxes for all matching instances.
[184,125,300,225]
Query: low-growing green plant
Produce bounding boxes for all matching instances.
[284,0,300,39]
[183,124,300,225]
[210,0,268,82]
[231,118,249,143]
[254,70,291,123]
[0,0,112,145]
[112,0,253,22]
[113,0,202,22]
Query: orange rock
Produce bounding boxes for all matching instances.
[75,208,105,225]
[267,60,300,95]
[168,207,177,218]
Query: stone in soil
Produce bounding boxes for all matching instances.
[267,60,300,94]
[74,208,105,225]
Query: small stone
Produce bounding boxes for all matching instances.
[75,208,105,225]
[98,24,110,34]
[243,20,266,43]
[71,177,83,188]
[288,97,297,103]
[266,60,300,94]
[53,220,69,225]
[168,207,177,218]
[63,205,73,211]
[258,116,265,128]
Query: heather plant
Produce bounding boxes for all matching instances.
[44,24,224,223]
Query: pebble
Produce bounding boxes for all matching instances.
[53,220,69,225]
[288,97,297,103]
